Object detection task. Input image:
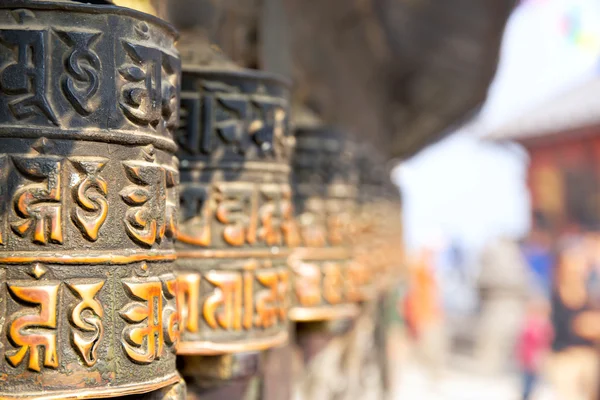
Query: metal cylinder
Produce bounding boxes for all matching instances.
[289,127,363,321]
[354,153,402,291]
[175,67,294,355]
[0,1,181,398]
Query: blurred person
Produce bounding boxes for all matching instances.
[476,236,529,373]
[583,231,600,308]
[521,211,555,298]
[516,296,553,400]
[403,247,448,381]
[549,239,599,400]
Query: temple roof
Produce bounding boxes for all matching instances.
[486,77,600,143]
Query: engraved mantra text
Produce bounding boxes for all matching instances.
[0,24,178,130]
[178,182,298,248]
[0,154,175,247]
[5,275,178,371]
[177,264,288,335]
[178,83,288,158]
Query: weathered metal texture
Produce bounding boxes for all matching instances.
[178,353,262,400]
[0,1,181,398]
[174,67,295,355]
[127,378,188,400]
[109,0,170,19]
[354,152,403,291]
[290,127,367,321]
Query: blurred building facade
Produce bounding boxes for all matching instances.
[490,78,600,235]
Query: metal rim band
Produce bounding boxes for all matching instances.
[289,304,361,321]
[0,1,178,38]
[0,127,178,154]
[178,160,291,173]
[177,331,289,355]
[182,66,291,88]
[0,372,180,400]
[290,247,352,261]
[176,248,291,259]
[0,250,176,264]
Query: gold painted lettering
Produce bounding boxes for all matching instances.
[292,262,321,307]
[162,277,180,345]
[215,184,258,246]
[120,279,164,363]
[70,157,109,241]
[255,270,279,328]
[323,263,343,304]
[6,283,60,371]
[203,271,242,330]
[175,273,201,333]
[67,280,104,366]
[12,155,63,245]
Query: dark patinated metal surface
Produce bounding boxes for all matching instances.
[175,67,295,355]
[125,378,187,400]
[0,1,181,398]
[354,150,403,291]
[289,127,366,321]
[178,352,261,400]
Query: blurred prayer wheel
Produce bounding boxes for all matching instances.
[355,153,403,291]
[0,1,181,399]
[289,127,363,321]
[175,67,295,355]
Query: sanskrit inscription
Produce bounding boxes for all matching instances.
[119,23,179,132]
[121,146,178,247]
[292,260,354,308]
[6,282,60,371]
[70,157,109,242]
[0,26,58,125]
[67,280,104,366]
[178,83,289,158]
[177,264,288,336]
[120,275,179,364]
[178,183,298,248]
[56,30,101,116]
[11,154,63,245]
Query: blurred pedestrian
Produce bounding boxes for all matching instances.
[477,236,529,373]
[521,211,555,299]
[516,296,552,400]
[549,239,600,400]
[403,247,448,381]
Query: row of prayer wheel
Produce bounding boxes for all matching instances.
[0,1,402,399]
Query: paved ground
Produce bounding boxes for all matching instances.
[392,361,555,400]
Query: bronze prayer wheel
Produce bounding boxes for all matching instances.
[175,67,295,355]
[0,1,181,398]
[289,127,363,321]
[354,155,395,292]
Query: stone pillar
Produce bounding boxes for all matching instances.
[0,1,183,399]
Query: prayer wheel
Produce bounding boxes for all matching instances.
[289,127,362,321]
[174,67,294,355]
[0,1,181,398]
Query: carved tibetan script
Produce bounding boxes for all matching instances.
[119,30,179,132]
[177,264,288,334]
[178,183,298,248]
[0,27,58,125]
[120,275,179,364]
[178,82,289,159]
[121,149,178,247]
